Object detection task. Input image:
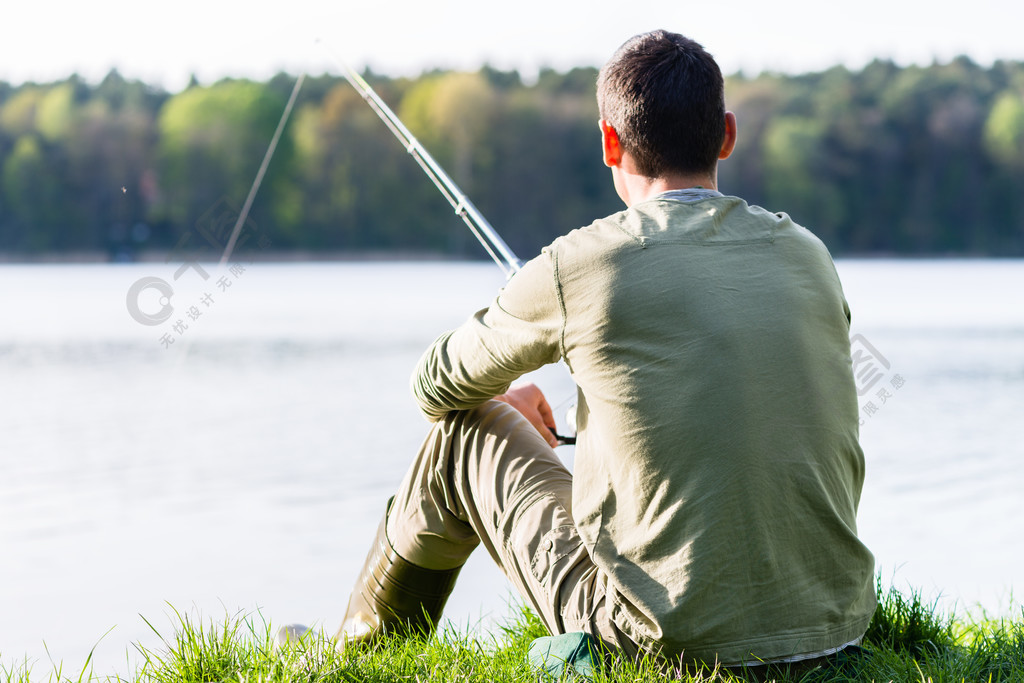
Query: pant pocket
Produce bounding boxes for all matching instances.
[531,522,584,585]
[505,493,585,597]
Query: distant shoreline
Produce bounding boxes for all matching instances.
[0,250,480,265]
[0,250,1016,264]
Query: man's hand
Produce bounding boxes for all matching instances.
[494,382,560,448]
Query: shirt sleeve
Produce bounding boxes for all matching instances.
[411,250,564,421]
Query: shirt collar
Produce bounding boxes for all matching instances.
[654,187,724,203]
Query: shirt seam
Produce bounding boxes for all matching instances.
[549,249,572,373]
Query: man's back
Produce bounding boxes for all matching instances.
[546,193,876,663]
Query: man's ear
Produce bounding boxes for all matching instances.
[719,111,738,160]
[599,119,623,167]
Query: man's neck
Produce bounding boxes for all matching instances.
[614,165,718,207]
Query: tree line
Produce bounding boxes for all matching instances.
[1,57,1023,261]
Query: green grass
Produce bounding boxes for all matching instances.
[4,580,1023,682]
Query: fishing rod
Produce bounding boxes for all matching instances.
[328,51,523,280]
[329,51,575,445]
[221,73,306,266]
[172,73,305,367]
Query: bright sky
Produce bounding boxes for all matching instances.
[3,0,1023,91]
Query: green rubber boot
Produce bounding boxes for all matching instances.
[336,502,464,648]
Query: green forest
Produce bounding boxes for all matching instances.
[1,57,1023,261]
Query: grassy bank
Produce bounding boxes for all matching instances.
[4,581,1023,682]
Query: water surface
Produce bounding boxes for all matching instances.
[1,260,1021,675]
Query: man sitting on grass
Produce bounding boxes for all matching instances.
[333,29,876,677]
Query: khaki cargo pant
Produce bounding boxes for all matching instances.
[385,400,638,657]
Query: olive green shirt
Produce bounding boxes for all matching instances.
[412,195,876,665]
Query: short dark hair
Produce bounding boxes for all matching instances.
[597,30,726,179]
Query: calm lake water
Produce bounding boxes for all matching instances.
[2,259,1022,676]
